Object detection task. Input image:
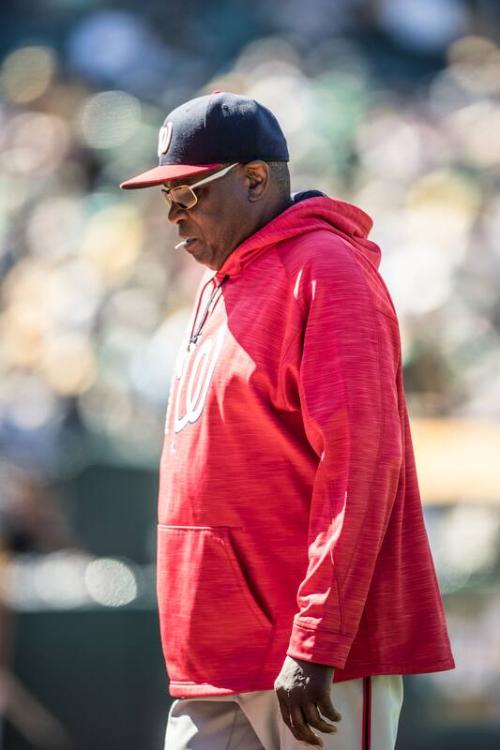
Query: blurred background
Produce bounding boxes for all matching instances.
[0,0,499,748]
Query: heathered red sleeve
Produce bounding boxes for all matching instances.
[285,246,403,669]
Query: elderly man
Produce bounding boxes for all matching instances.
[120,91,454,750]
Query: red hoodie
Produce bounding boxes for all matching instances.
[157,196,455,698]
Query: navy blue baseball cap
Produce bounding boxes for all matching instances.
[120,90,289,189]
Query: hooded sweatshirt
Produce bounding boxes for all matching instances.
[157,195,455,698]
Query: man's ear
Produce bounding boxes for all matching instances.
[244,161,270,202]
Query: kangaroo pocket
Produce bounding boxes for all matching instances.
[157,525,273,689]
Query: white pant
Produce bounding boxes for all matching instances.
[164,675,404,750]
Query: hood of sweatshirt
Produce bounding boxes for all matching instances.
[214,194,381,281]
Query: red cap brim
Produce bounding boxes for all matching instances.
[120,163,224,190]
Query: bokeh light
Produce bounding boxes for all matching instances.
[78,90,141,149]
[85,557,138,607]
[1,46,56,103]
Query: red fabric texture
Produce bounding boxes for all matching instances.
[157,196,455,698]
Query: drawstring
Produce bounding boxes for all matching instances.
[188,273,229,351]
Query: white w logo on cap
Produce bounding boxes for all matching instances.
[158,122,173,157]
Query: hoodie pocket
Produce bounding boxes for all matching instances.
[157,525,273,688]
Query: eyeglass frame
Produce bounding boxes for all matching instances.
[161,162,240,210]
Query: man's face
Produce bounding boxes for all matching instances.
[164,163,258,271]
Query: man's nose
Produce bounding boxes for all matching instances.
[167,201,187,224]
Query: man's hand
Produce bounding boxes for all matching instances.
[274,656,342,747]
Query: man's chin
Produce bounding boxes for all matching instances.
[182,240,217,269]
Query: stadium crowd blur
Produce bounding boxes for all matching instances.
[1,0,499,748]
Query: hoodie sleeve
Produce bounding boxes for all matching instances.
[285,245,403,669]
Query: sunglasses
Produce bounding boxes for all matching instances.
[161,162,239,210]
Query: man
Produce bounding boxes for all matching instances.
[120,91,455,750]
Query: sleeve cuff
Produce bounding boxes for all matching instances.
[286,620,353,669]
